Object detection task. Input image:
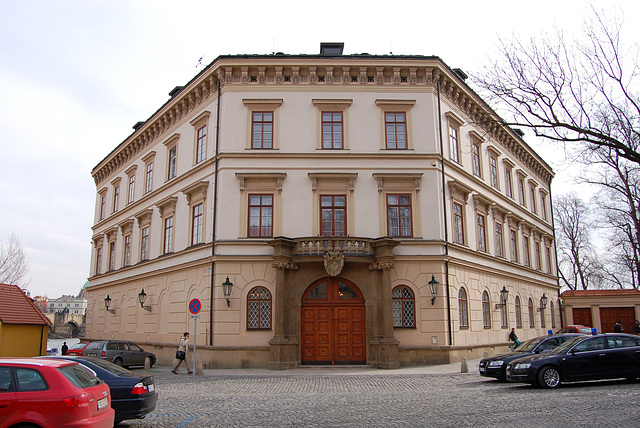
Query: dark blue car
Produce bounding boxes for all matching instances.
[40,356,157,424]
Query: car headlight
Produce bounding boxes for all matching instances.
[515,363,531,370]
[488,360,504,367]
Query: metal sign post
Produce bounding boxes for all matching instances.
[188,299,201,377]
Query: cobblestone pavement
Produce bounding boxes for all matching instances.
[116,363,640,428]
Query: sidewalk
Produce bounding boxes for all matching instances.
[153,357,482,377]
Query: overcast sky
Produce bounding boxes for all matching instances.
[0,0,636,298]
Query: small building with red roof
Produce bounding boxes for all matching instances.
[560,289,640,334]
[0,283,52,356]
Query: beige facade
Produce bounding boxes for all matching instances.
[560,289,640,334]
[87,45,558,369]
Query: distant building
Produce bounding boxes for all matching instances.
[560,289,640,334]
[47,295,87,316]
[87,44,558,369]
[31,295,48,313]
[0,283,52,356]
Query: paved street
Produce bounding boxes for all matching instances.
[118,362,640,427]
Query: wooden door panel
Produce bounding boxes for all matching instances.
[600,307,635,333]
[572,308,592,328]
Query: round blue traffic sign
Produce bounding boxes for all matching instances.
[189,299,201,314]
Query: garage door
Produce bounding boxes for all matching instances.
[599,307,636,333]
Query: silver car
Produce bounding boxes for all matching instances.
[83,340,156,368]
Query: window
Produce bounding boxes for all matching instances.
[145,162,153,194]
[510,229,518,262]
[505,167,513,198]
[535,241,542,270]
[112,186,120,213]
[247,286,271,329]
[248,195,273,238]
[540,297,546,328]
[95,247,102,275]
[108,241,115,271]
[550,301,556,329]
[140,226,149,261]
[168,146,177,180]
[123,234,131,267]
[196,125,207,164]
[540,193,548,221]
[14,368,47,392]
[518,177,525,206]
[495,222,504,258]
[99,195,106,220]
[528,298,535,328]
[472,142,482,177]
[490,156,498,188]
[448,122,460,163]
[128,174,135,204]
[530,186,537,214]
[458,288,469,328]
[477,213,487,252]
[385,113,407,149]
[387,194,412,237]
[321,195,346,236]
[500,292,508,328]
[482,291,491,328]
[322,112,343,149]
[453,202,464,245]
[252,112,273,149]
[392,285,415,328]
[546,245,552,273]
[192,203,203,245]
[515,296,522,328]
[523,235,531,267]
[163,217,173,254]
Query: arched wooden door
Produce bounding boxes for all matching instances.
[301,277,366,365]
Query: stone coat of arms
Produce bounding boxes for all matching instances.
[324,249,344,276]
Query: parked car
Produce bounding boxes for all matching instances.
[479,334,584,380]
[556,325,592,334]
[83,340,156,368]
[67,342,90,356]
[506,333,640,388]
[0,357,115,427]
[40,356,158,425]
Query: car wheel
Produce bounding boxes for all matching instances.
[538,366,561,389]
[114,357,123,367]
[145,356,154,368]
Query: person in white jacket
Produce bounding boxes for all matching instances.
[172,332,193,374]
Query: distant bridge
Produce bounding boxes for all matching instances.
[44,310,86,338]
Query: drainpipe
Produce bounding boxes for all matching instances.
[436,78,453,346]
[209,76,222,346]
[548,188,563,328]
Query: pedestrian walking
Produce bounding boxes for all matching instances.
[61,342,68,355]
[633,320,639,335]
[614,321,623,333]
[172,332,193,374]
[509,328,521,349]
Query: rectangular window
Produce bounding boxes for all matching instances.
[163,217,173,254]
[385,113,407,149]
[248,195,273,238]
[196,125,207,163]
[530,187,537,214]
[472,143,481,177]
[145,162,153,194]
[505,168,513,198]
[541,193,548,220]
[535,241,542,270]
[128,175,135,204]
[112,186,119,213]
[449,124,459,163]
[546,246,552,273]
[477,213,486,252]
[523,236,531,267]
[168,146,177,180]
[453,202,464,244]
[252,112,273,149]
[100,196,106,220]
[518,177,525,206]
[192,203,203,245]
[387,194,412,237]
[108,242,115,271]
[95,247,102,275]
[123,235,131,267]
[490,156,498,189]
[322,112,343,149]
[510,229,518,262]
[321,195,346,236]
[495,222,504,258]
[141,227,149,261]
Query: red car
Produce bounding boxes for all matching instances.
[0,358,115,427]
[556,325,593,334]
[67,342,90,356]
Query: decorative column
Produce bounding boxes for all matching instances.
[268,237,299,369]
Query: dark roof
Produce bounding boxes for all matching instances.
[561,289,640,297]
[0,283,52,326]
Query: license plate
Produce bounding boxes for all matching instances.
[479,368,485,373]
[97,397,108,410]
[148,384,155,392]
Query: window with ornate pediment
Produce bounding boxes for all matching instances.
[142,151,155,195]
[190,111,211,165]
[111,177,121,214]
[376,99,415,150]
[236,173,285,238]
[135,209,153,261]
[125,165,137,205]
[247,286,272,330]
[374,173,422,238]
[312,99,352,150]
[309,173,356,236]
[445,112,463,164]
[163,133,180,181]
[156,196,177,255]
[92,234,104,275]
[182,181,209,246]
[98,188,107,221]
[243,99,283,149]
[448,180,472,246]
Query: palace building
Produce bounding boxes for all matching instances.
[87,44,558,369]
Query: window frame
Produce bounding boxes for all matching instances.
[482,291,491,329]
[504,165,513,198]
[510,229,519,263]
[523,234,531,267]
[453,201,465,245]
[251,111,274,149]
[112,185,120,213]
[321,111,344,149]
[190,111,211,165]
[163,216,174,255]
[248,194,274,238]
[495,222,504,258]
[140,226,149,261]
[123,234,131,267]
[528,298,535,328]
[312,99,352,150]
[192,203,204,245]
[247,286,272,330]
[320,194,347,237]
[386,193,413,237]
[243,99,283,150]
[477,212,487,252]
[458,287,469,329]
[472,141,482,177]
[384,112,408,150]
[515,295,522,328]
[392,285,416,328]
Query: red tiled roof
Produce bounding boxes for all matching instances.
[561,289,640,297]
[0,283,52,325]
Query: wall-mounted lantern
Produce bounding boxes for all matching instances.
[495,286,509,310]
[537,293,548,312]
[104,295,116,314]
[222,276,233,307]
[428,275,440,305]
[138,289,152,312]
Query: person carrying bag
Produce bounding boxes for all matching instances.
[172,332,193,374]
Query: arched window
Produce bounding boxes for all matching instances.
[392,285,415,328]
[247,286,272,330]
[514,296,522,329]
[482,291,491,328]
[550,300,556,329]
[458,288,469,328]
[540,297,546,328]
[528,298,535,328]
[500,291,508,328]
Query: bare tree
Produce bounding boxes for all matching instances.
[554,193,602,290]
[473,7,640,165]
[0,234,30,287]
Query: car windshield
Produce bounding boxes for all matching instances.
[69,343,86,350]
[549,336,586,354]
[516,337,546,352]
[577,327,592,334]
